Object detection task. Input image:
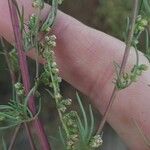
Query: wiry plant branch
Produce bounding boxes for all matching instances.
[8,125,21,150]
[24,123,36,150]
[97,0,139,134]
[7,0,51,149]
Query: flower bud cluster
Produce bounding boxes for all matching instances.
[116,64,148,90]
[58,0,64,5]
[14,82,25,96]
[28,14,38,30]
[57,98,72,113]
[63,111,79,150]
[135,15,148,32]
[132,15,148,45]
[40,34,62,87]
[32,0,44,9]
[38,29,83,149]
[89,135,103,148]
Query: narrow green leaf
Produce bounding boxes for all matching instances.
[87,105,95,142]
[58,127,65,147]
[40,0,58,31]
[2,137,7,150]
[76,92,88,138]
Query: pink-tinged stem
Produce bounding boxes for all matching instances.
[97,0,139,134]
[8,0,51,149]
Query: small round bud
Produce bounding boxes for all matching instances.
[67,140,74,147]
[53,68,59,74]
[65,98,72,106]
[139,64,149,71]
[52,62,57,67]
[66,119,74,126]
[32,2,39,8]
[141,19,148,26]
[48,41,56,47]
[71,134,78,141]
[57,77,62,83]
[49,50,55,56]
[45,27,51,32]
[89,135,103,148]
[55,93,62,99]
[59,105,67,112]
[50,35,57,41]
[45,36,50,42]
[58,0,64,5]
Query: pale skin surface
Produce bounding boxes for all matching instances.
[0,1,150,150]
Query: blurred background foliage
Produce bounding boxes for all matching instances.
[0,0,140,149]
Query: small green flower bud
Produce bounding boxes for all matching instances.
[52,62,57,67]
[71,134,78,142]
[130,73,138,82]
[50,50,55,56]
[48,41,56,47]
[45,27,51,32]
[69,111,77,118]
[136,69,142,76]
[53,68,59,74]
[50,35,57,41]
[66,119,74,126]
[55,93,62,99]
[139,64,148,71]
[45,36,50,42]
[32,0,44,8]
[141,19,148,26]
[64,98,72,106]
[59,105,67,112]
[89,135,103,148]
[123,73,129,80]
[67,140,74,148]
[58,0,64,5]
[57,77,62,83]
[32,1,39,8]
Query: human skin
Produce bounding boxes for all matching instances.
[0,1,150,150]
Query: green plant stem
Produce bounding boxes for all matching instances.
[139,0,144,13]
[24,123,36,150]
[34,8,41,79]
[7,0,51,149]
[97,0,139,134]
[47,58,70,137]
[8,125,21,150]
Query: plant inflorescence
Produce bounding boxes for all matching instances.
[0,0,150,150]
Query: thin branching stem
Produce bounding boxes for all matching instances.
[97,0,139,134]
[24,123,36,150]
[8,125,21,150]
[7,0,51,149]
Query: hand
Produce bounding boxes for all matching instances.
[0,1,150,149]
